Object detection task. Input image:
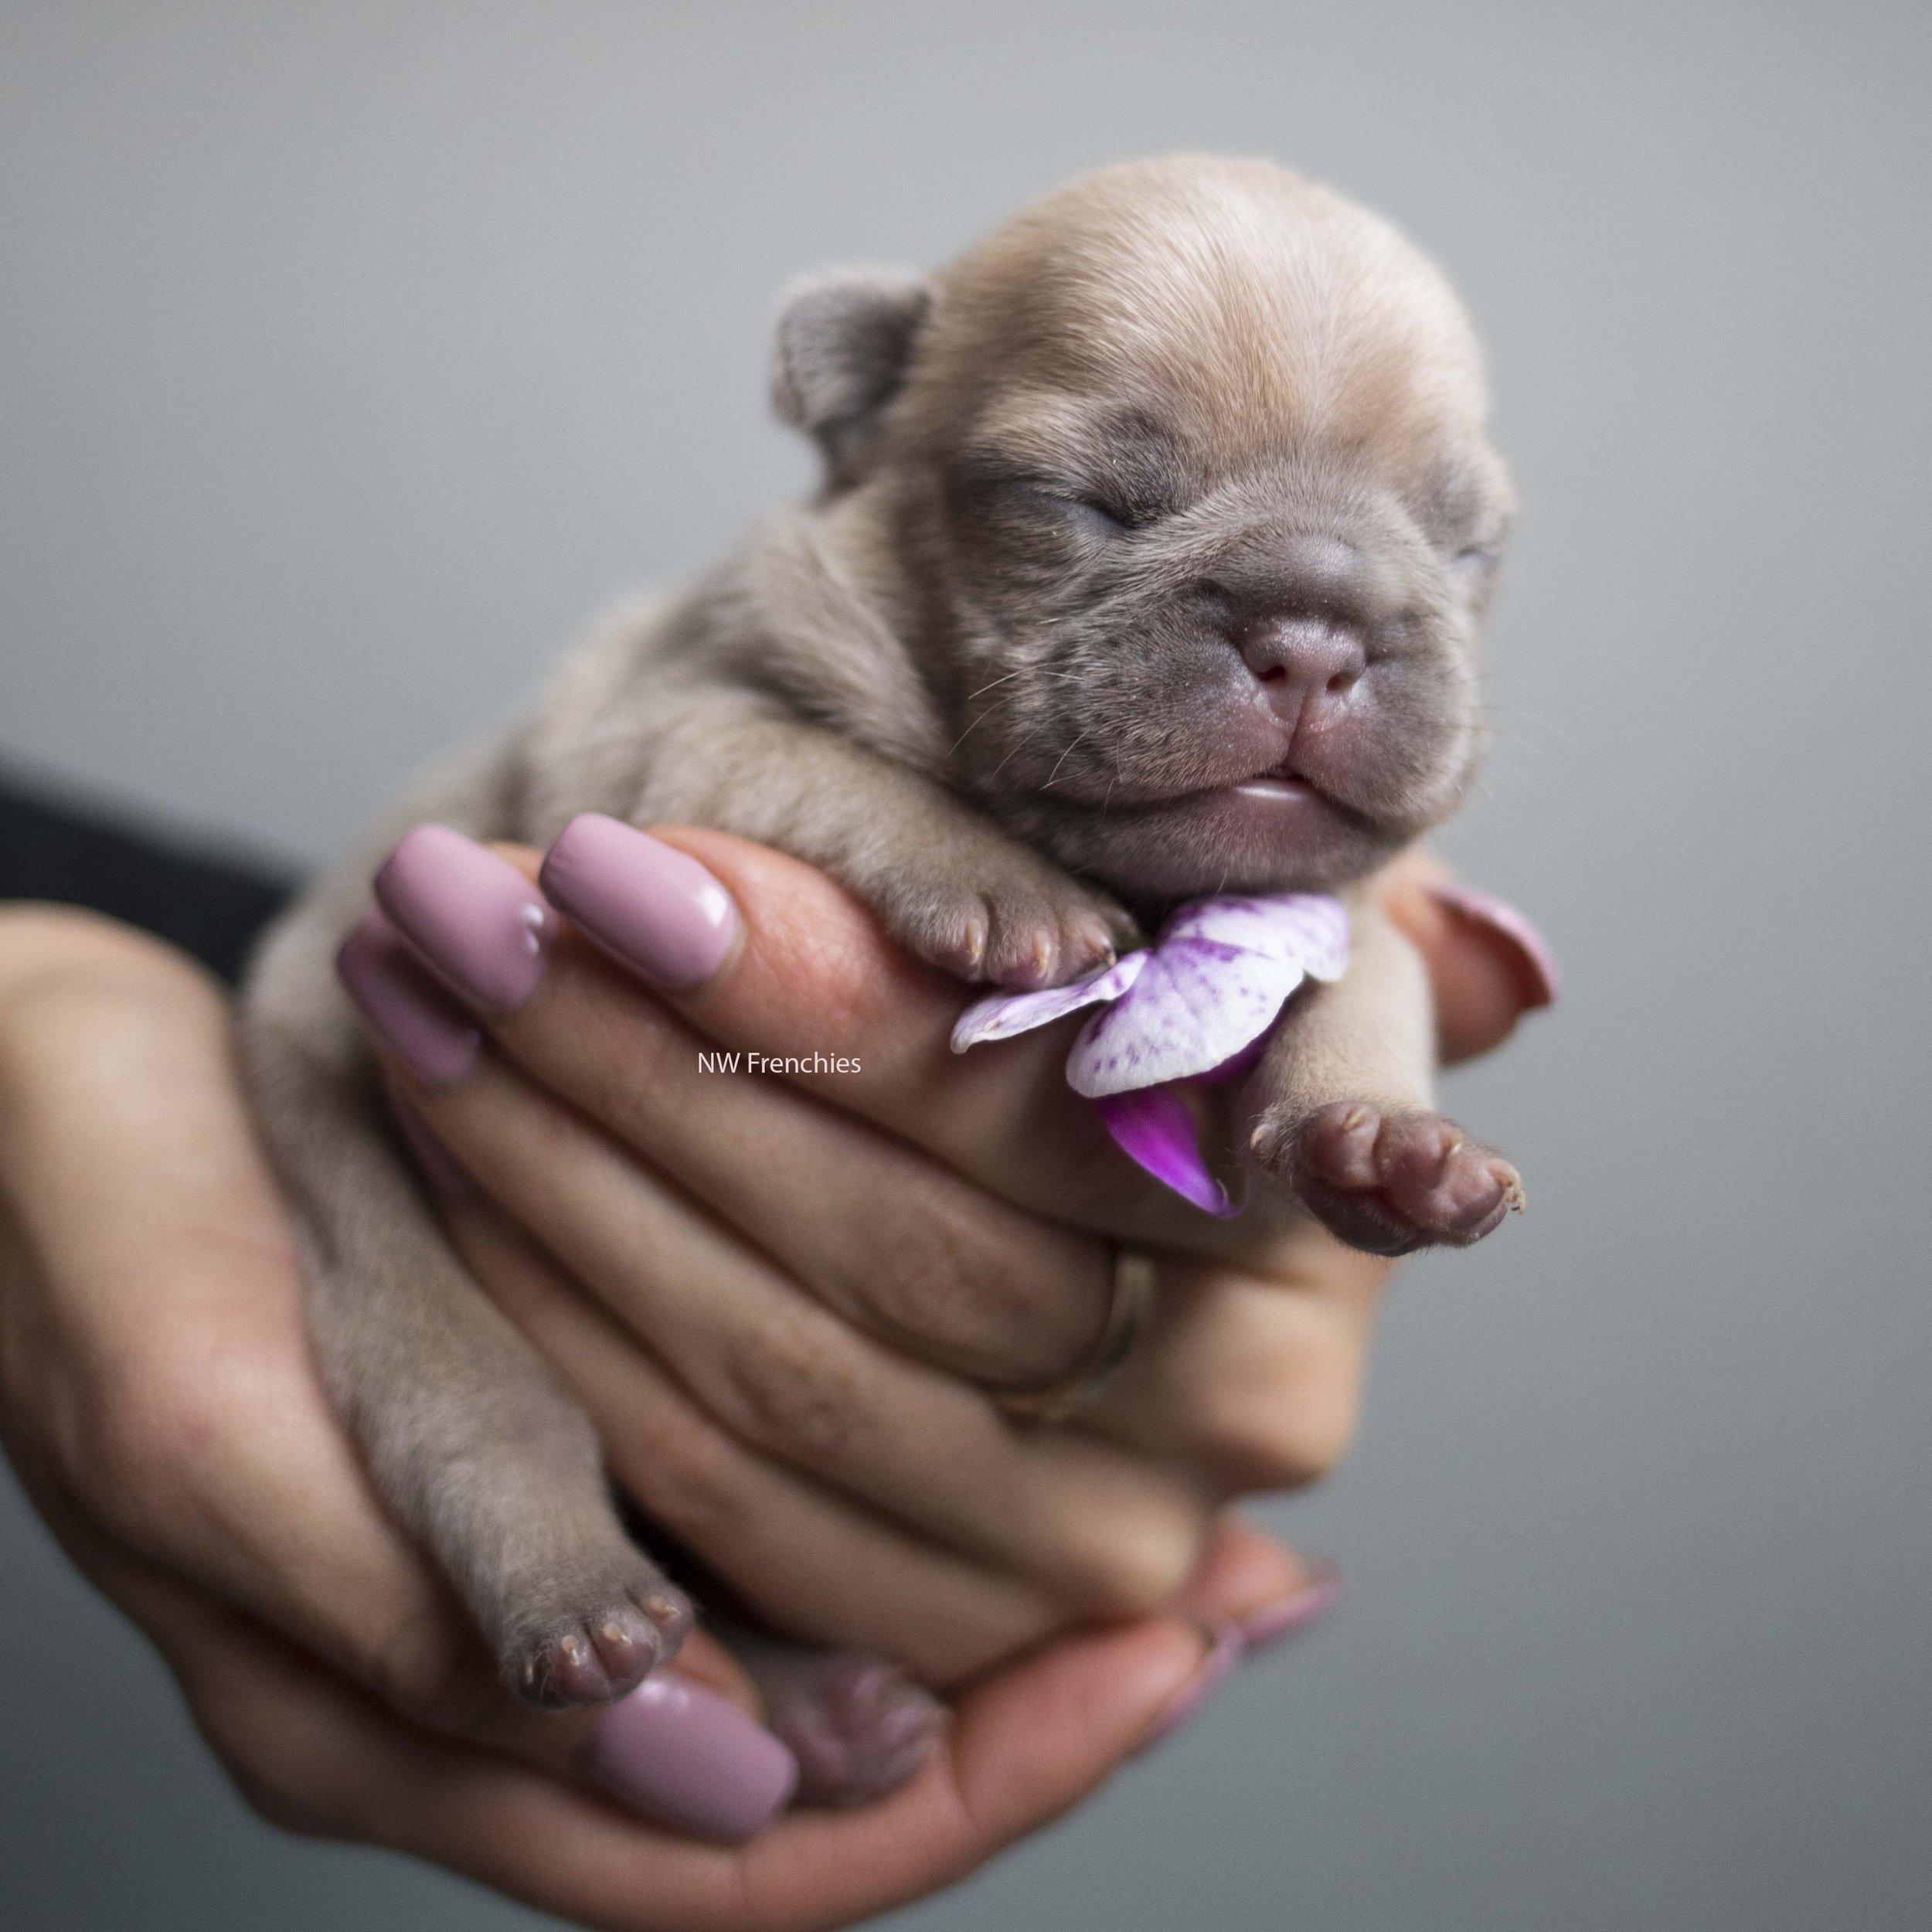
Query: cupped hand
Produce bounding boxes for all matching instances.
[0,904,1311,1930]
[352,819,1555,1679]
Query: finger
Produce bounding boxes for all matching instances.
[106,1549,1215,1932]
[32,1515,803,1900]
[0,954,757,1775]
[355,832,1387,1505]
[1171,1511,1342,1642]
[1068,1243,1386,1492]
[1379,851,1560,1065]
[445,1197,1060,1680]
[440,1184,1211,1672]
[381,821,1288,1262]
[365,824,1546,1255]
[417,1040,1376,1521]
[521,821,1549,1248]
[352,892,1117,1387]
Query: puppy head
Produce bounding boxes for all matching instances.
[773,157,1514,900]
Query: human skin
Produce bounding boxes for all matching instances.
[362,828,1553,1683]
[0,843,1547,1929]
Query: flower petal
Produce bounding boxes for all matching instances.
[1164,893,1351,979]
[949,950,1149,1053]
[1094,1088,1239,1217]
[1066,940,1309,1097]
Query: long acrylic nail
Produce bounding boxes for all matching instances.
[539,815,740,991]
[1136,1618,1244,1753]
[337,913,481,1086]
[1427,882,1560,1009]
[373,824,555,1013]
[1236,1563,1343,1653]
[583,1672,799,1842]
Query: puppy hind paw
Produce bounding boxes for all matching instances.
[732,1641,947,1808]
[1253,1103,1523,1256]
[507,1577,695,1709]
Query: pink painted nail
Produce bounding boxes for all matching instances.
[1136,1618,1244,1753]
[1427,882,1560,1009]
[1236,1563,1343,1653]
[337,913,481,1087]
[583,1672,799,1842]
[373,824,555,1014]
[539,815,740,991]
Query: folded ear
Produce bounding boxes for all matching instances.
[771,269,934,483]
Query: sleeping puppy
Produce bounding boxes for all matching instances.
[242,155,1522,1791]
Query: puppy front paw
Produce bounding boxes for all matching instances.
[881,863,1136,988]
[736,1644,947,1809]
[1253,1102,1524,1256]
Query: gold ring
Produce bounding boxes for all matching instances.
[995,1245,1158,1423]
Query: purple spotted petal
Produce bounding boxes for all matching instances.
[1093,1090,1238,1217]
[950,950,1150,1053]
[1164,894,1350,980]
[1066,940,1311,1097]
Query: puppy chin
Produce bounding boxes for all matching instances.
[1005,783,1405,903]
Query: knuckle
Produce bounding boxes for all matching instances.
[859,1203,992,1342]
[177,1664,360,1844]
[1198,1327,1366,1492]
[854,1196,1109,1383]
[70,1331,253,1530]
[365,1616,500,1737]
[1056,1488,1209,1621]
[861,1202,1039,1351]
[720,1307,870,1466]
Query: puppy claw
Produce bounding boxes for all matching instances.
[508,1580,694,1710]
[884,871,1132,988]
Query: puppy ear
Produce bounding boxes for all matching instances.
[771,269,934,481]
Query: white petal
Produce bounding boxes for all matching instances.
[1066,940,1309,1097]
[1164,893,1351,979]
[949,950,1150,1053]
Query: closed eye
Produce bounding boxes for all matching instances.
[1049,492,1133,537]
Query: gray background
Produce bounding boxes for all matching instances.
[3,2,1928,1928]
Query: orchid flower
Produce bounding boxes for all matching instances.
[951,895,1350,1216]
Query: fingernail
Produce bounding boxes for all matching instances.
[373,824,555,1013]
[584,1672,799,1842]
[337,913,481,1086]
[538,815,740,991]
[388,1095,474,1202]
[1136,1617,1243,1753]
[1236,1562,1343,1653]
[1427,883,1560,1008]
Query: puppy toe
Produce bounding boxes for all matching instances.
[509,1577,693,1709]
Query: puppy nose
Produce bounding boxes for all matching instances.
[1236,614,1367,722]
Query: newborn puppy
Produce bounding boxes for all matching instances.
[243,157,1521,1781]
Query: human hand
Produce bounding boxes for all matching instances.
[349,820,1556,1681]
[0,904,1318,1928]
